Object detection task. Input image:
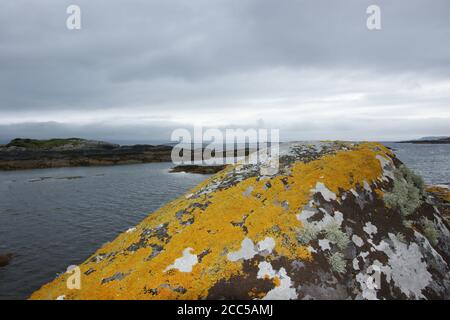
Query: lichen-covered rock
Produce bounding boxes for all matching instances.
[30,142,450,300]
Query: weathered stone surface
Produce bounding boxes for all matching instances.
[30,142,450,300]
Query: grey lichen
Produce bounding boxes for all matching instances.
[403,220,413,229]
[399,165,425,193]
[324,223,350,250]
[384,165,423,217]
[327,252,346,274]
[297,223,319,245]
[421,218,440,246]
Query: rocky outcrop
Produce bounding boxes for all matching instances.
[170,165,228,174]
[0,138,173,170]
[30,142,450,300]
[0,138,256,171]
[427,186,450,225]
[4,138,120,151]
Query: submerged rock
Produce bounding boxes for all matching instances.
[30,142,450,300]
[170,165,227,174]
[0,253,13,268]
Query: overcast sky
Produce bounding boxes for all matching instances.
[0,0,449,142]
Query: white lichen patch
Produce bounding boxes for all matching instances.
[363,222,377,237]
[332,211,344,226]
[363,181,372,192]
[356,262,385,300]
[227,238,257,262]
[296,209,316,224]
[376,155,395,181]
[414,231,447,266]
[257,237,276,254]
[164,248,198,273]
[350,189,359,197]
[227,237,276,262]
[242,186,254,197]
[311,182,336,202]
[318,239,331,251]
[126,227,137,233]
[385,234,432,299]
[308,246,317,254]
[365,233,433,299]
[356,272,378,300]
[352,235,364,248]
[311,211,344,231]
[257,262,297,300]
[353,258,360,270]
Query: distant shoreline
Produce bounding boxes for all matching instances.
[0,138,253,171]
[397,137,450,144]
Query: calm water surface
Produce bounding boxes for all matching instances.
[0,143,449,299]
[0,163,209,299]
[383,142,450,185]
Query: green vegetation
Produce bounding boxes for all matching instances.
[6,138,86,150]
[384,165,424,217]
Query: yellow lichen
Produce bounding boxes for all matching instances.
[426,186,450,202]
[273,276,281,287]
[374,188,384,199]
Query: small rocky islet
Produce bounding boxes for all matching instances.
[0,138,253,172]
[0,138,173,170]
[30,141,450,300]
[170,165,228,174]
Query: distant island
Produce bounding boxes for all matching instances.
[0,138,173,171]
[0,138,251,172]
[398,136,450,144]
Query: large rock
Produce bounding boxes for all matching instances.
[30,142,450,300]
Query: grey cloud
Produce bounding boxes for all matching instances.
[1,116,449,144]
[0,0,449,140]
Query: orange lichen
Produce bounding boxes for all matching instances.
[374,189,384,199]
[273,277,281,287]
[30,142,392,300]
[426,186,450,202]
